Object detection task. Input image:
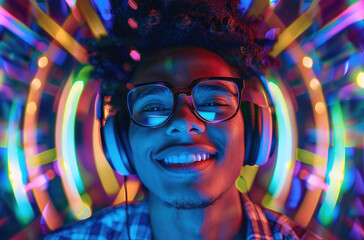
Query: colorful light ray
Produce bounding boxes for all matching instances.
[7,101,34,224]
[270,0,320,57]
[76,0,108,38]
[27,148,57,168]
[303,0,364,51]
[64,0,76,9]
[296,148,326,167]
[92,0,112,21]
[55,71,91,221]
[61,80,86,195]
[28,0,88,63]
[0,6,47,51]
[318,102,346,225]
[266,82,294,198]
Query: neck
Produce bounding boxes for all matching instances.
[148,186,243,240]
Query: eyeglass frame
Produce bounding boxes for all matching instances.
[119,77,245,128]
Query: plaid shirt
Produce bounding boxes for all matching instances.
[44,194,321,240]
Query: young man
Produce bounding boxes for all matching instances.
[46,0,321,239]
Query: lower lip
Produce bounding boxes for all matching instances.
[158,159,214,173]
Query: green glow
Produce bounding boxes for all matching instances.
[61,80,86,195]
[318,102,345,225]
[267,82,293,197]
[7,102,34,224]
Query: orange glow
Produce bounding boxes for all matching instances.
[26,102,37,115]
[30,78,41,90]
[302,56,313,68]
[38,56,48,68]
[309,78,320,90]
[315,101,326,114]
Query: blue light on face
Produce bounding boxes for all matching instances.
[198,111,216,121]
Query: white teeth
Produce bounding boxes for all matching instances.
[162,153,213,164]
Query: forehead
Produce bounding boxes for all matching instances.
[131,47,239,87]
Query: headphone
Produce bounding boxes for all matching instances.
[99,71,277,175]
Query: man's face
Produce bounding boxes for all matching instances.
[128,47,245,209]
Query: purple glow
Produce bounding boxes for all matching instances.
[130,50,141,61]
[0,6,48,51]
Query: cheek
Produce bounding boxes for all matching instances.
[128,124,150,166]
[207,113,245,162]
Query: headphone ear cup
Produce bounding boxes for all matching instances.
[242,102,274,166]
[100,112,135,175]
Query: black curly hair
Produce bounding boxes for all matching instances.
[88,0,276,91]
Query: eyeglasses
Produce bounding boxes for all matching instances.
[122,77,244,127]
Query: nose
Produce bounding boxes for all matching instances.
[165,94,206,136]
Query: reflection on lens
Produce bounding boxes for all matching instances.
[192,80,239,121]
[127,84,173,126]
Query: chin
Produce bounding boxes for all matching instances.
[162,194,223,210]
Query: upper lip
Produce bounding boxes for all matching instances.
[154,145,217,160]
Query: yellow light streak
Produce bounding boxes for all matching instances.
[29,0,88,63]
[296,148,326,167]
[357,71,364,88]
[76,0,108,38]
[270,0,320,57]
[27,148,58,168]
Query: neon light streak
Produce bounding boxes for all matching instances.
[0,6,47,51]
[303,0,364,51]
[76,0,108,38]
[296,148,326,167]
[28,0,88,63]
[61,80,85,196]
[7,102,34,224]
[318,102,345,225]
[93,0,112,21]
[55,71,91,220]
[64,0,76,9]
[267,82,293,197]
[270,0,319,57]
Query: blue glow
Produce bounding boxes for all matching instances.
[61,80,85,195]
[287,178,302,209]
[318,102,345,225]
[7,101,34,224]
[93,0,112,21]
[267,82,293,197]
[198,111,216,121]
[147,116,168,126]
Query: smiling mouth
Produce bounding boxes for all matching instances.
[157,153,216,173]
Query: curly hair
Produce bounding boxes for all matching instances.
[88,0,276,90]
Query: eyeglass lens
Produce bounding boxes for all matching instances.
[127,80,240,127]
